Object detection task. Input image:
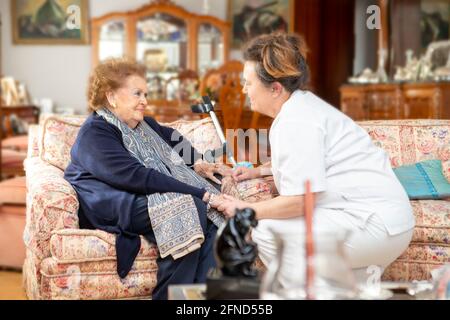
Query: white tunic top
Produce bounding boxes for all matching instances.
[269,90,415,236]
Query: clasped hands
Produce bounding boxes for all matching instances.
[196,163,260,218]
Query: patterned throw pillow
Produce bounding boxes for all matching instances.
[163,118,222,155]
[393,159,450,200]
[40,116,86,170]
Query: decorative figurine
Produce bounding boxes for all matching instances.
[348,68,380,84]
[206,207,260,299]
[376,48,389,83]
[215,207,259,277]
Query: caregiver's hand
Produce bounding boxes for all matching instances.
[194,161,233,185]
[212,194,250,218]
[232,166,260,182]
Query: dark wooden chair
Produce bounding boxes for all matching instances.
[201,61,246,130]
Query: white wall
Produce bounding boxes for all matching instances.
[1,0,227,115]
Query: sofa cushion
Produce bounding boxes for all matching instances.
[2,135,28,152]
[358,120,450,171]
[382,243,450,281]
[411,200,450,245]
[50,229,158,263]
[381,199,450,281]
[163,118,222,154]
[39,257,156,300]
[40,116,86,171]
[0,204,26,268]
[1,149,26,166]
[0,176,26,205]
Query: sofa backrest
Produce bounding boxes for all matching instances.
[29,116,450,180]
[28,114,223,171]
[358,120,450,172]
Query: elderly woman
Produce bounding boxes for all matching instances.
[64,58,229,300]
[213,33,415,285]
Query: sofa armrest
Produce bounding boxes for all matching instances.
[24,157,79,260]
[27,124,40,159]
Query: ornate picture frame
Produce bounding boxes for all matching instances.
[11,0,90,45]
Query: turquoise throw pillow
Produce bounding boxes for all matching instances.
[393,160,450,200]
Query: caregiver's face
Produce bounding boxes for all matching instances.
[242,61,273,115]
[110,75,148,129]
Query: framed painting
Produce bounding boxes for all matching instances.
[11,0,89,45]
[228,0,295,49]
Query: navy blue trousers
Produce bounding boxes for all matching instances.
[131,195,218,300]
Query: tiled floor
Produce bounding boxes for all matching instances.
[0,271,27,300]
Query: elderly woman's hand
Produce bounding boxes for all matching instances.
[211,194,250,218]
[194,161,233,185]
[232,166,261,182]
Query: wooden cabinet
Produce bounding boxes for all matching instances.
[91,0,230,75]
[91,0,231,120]
[340,83,450,120]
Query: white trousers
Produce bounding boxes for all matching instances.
[252,209,413,285]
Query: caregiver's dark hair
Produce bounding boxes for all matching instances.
[243,32,310,93]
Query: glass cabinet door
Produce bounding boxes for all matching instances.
[136,14,188,74]
[98,20,126,61]
[136,13,188,100]
[198,23,224,76]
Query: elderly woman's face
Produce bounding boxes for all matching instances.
[108,75,148,129]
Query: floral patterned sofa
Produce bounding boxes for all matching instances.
[22,116,449,299]
[357,120,450,281]
[22,115,274,300]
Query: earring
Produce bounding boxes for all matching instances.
[111,102,117,109]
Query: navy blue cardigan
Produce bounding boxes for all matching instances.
[64,112,207,278]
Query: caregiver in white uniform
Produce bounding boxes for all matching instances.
[213,33,415,282]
